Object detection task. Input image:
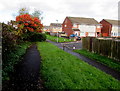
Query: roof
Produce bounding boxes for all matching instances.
[44,26,50,29]
[67,17,100,25]
[103,19,120,26]
[50,23,62,27]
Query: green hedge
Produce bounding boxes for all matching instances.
[29,33,46,42]
[2,42,31,81]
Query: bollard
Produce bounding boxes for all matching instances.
[73,45,76,50]
[63,44,65,50]
[73,47,76,50]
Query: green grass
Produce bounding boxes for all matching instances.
[46,34,74,42]
[74,49,120,72]
[2,42,31,81]
[37,42,120,89]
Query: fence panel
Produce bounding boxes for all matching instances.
[82,37,120,61]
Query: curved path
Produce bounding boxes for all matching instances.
[4,44,42,90]
[47,40,120,81]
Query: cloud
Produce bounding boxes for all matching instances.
[0,0,119,25]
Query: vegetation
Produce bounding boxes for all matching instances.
[74,49,120,72]
[29,33,46,42]
[16,14,43,40]
[46,34,73,42]
[37,42,120,89]
[2,8,45,81]
[82,37,120,61]
[2,42,31,81]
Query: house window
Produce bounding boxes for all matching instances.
[114,33,115,36]
[111,32,113,36]
[73,24,77,27]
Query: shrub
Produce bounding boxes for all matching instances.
[29,33,46,42]
[2,23,18,54]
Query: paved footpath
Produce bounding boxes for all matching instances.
[3,44,43,91]
[47,40,120,81]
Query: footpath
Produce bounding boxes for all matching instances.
[47,39,120,81]
[3,44,43,90]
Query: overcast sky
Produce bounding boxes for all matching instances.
[0,0,119,25]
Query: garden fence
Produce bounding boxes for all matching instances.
[82,37,120,61]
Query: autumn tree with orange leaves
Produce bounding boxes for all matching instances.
[15,8,44,40]
[16,14,43,33]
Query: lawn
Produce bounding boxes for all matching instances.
[2,42,31,81]
[46,34,74,42]
[37,42,120,89]
[74,49,120,72]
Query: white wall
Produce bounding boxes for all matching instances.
[88,32,95,36]
[51,27,62,32]
[79,25,96,37]
[80,32,85,36]
[111,26,119,37]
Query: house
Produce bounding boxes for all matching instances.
[100,19,120,37]
[43,26,50,32]
[50,23,62,33]
[62,17,101,37]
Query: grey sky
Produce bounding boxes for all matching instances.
[0,0,119,25]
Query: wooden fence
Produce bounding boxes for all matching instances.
[82,37,120,61]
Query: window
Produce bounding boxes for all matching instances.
[73,24,77,27]
[114,33,116,36]
[111,32,113,36]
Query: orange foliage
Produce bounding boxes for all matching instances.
[16,14,43,32]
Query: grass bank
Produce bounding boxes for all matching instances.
[37,42,120,89]
[74,49,120,72]
[46,34,73,42]
[2,42,31,81]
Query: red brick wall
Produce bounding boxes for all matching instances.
[100,19,112,37]
[62,17,73,36]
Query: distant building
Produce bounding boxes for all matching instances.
[50,23,62,33]
[100,19,120,37]
[43,26,50,32]
[62,17,101,37]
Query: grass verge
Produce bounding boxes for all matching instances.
[46,34,73,42]
[2,41,31,81]
[74,49,120,72]
[37,42,120,89]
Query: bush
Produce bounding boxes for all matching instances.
[29,33,46,42]
[2,23,18,54]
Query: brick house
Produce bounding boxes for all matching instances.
[100,19,120,37]
[50,23,62,33]
[62,17,101,37]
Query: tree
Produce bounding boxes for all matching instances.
[18,8,29,15]
[16,13,43,40]
[32,9,43,20]
[16,14,43,32]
